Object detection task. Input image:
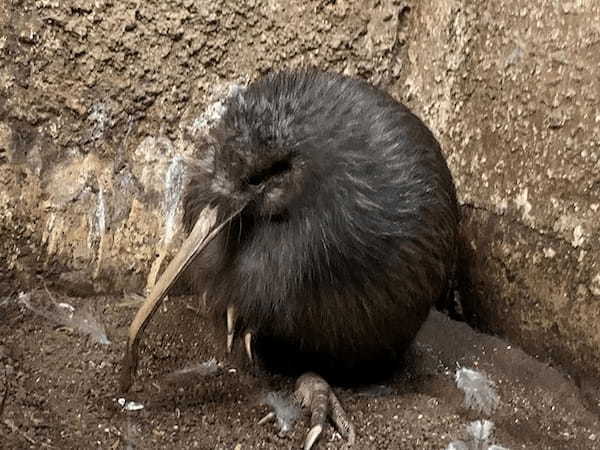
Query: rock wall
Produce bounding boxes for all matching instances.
[1,1,599,380]
[0,0,409,292]
[403,0,600,383]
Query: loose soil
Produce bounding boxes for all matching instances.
[1,280,598,449]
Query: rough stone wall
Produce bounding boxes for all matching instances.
[1,0,599,379]
[0,0,408,291]
[403,1,600,380]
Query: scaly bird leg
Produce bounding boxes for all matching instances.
[295,372,355,449]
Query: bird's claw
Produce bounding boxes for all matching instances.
[231,310,353,448]
[258,411,276,426]
[226,305,236,353]
[226,304,255,364]
[244,331,254,364]
[257,373,355,448]
[295,372,355,449]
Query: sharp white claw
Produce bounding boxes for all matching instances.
[226,305,236,353]
[258,411,276,425]
[304,424,323,450]
[244,331,253,363]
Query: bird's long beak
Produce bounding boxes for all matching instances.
[119,204,244,392]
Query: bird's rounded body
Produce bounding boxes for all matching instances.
[183,69,459,382]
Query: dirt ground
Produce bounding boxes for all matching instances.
[1,277,599,449]
[1,0,600,448]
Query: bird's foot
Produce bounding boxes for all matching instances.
[296,372,355,449]
[261,372,355,449]
[227,310,354,447]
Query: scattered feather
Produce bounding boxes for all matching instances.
[455,367,498,415]
[467,419,495,442]
[117,398,145,411]
[447,420,509,450]
[262,391,299,433]
[165,358,220,380]
[446,442,469,450]
[17,291,110,345]
[358,384,394,397]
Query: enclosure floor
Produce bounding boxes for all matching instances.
[1,286,598,449]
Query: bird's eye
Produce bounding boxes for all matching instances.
[246,158,292,186]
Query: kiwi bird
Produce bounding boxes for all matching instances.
[139,69,459,449]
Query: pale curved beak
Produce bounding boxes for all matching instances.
[120,203,245,392]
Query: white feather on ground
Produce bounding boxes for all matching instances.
[262,391,299,433]
[455,367,499,415]
[17,291,110,345]
[446,420,509,450]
